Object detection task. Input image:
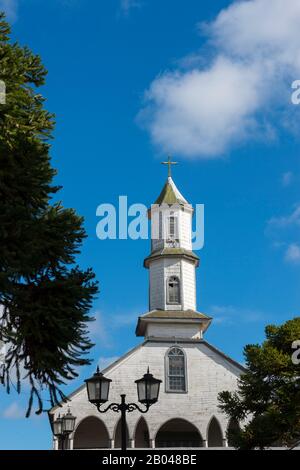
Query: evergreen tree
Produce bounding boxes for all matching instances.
[218,317,300,449]
[0,13,98,416]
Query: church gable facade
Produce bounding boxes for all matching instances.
[49,169,244,449]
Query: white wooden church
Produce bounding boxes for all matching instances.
[49,170,244,449]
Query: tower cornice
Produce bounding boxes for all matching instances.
[136,309,212,338]
[144,247,199,269]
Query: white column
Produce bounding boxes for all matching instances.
[69,438,74,450]
[110,439,115,449]
[149,439,155,448]
[223,438,228,447]
[129,439,135,448]
[202,439,208,448]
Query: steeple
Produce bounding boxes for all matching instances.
[154,176,188,206]
[136,162,211,339]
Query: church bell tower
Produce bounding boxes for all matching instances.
[136,158,211,339]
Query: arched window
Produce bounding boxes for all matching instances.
[207,417,223,447]
[167,276,180,304]
[167,213,178,239]
[166,212,179,247]
[166,347,186,392]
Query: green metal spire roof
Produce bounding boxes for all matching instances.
[154,176,189,206]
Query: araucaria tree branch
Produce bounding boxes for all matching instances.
[0,13,98,416]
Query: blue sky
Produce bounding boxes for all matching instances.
[1,0,300,449]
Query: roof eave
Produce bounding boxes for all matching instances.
[144,251,200,268]
[136,316,212,337]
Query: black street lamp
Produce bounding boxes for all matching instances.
[53,408,76,450]
[85,367,162,452]
[53,414,63,438]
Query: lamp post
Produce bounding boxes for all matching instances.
[53,407,76,450]
[85,367,161,452]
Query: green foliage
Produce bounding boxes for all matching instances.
[218,317,300,449]
[0,13,98,416]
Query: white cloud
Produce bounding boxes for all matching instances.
[88,311,112,348]
[88,309,140,349]
[0,0,19,22]
[267,205,300,229]
[110,311,138,327]
[282,171,294,187]
[120,0,141,15]
[206,0,300,69]
[140,0,300,158]
[285,243,300,264]
[211,305,267,325]
[2,401,24,419]
[139,57,264,158]
[266,204,300,264]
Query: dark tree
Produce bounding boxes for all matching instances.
[0,13,98,416]
[218,317,300,449]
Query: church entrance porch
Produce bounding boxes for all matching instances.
[155,419,203,448]
[207,417,223,447]
[73,416,109,449]
[134,418,150,448]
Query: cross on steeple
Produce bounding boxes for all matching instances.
[161,156,178,178]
